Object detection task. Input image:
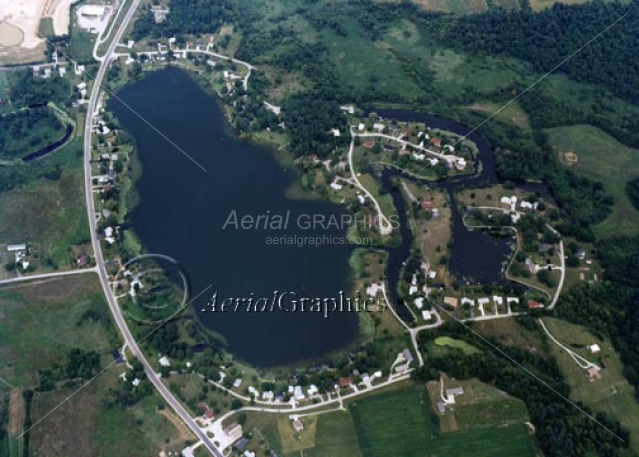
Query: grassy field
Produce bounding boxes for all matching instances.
[350,385,535,457]
[322,21,425,102]
[0,140,90,269]
[544,124,639,238]
[305,411,362,457]
[0,276,113,386]
[434,336,481,355]
[0,275,190,456]
[475,317,550,356]
[37,18,55,38]
[543,317,639,452]
[376,0,522,14]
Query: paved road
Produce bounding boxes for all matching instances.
[0,267,97,285]
[82,2,221,455]
[347,136,392,235]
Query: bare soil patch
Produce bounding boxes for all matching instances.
[559,149,579,166]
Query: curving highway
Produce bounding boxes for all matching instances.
[82,2,220,455]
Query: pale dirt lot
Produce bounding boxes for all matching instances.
[45,0,80,35]
[0,0,77,63]
[0,0,47,49]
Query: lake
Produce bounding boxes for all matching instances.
[109,68,358,367]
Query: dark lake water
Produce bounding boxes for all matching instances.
[110,68,357,367]
[371,109,513,319]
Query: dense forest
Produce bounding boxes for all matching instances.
[8,71,70,107]
[626,177,639,211]
[283,94,349,158]
[558,236,639,404]
[444,2,639,105]
[0,108,65,160]
[132,0,238,40]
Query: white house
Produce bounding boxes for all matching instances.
[461,297,475,306]
[588,344,601,354]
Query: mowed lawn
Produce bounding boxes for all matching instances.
[434,336,481,355]
[544,125,639,238]
[543,318,639,453]
[349,386,535,457]
[305,411,362,457]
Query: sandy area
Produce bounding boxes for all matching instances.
[45,0,80,35]
[0,0,47,48]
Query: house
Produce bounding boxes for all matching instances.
[363,139,375,149]
[199,401,215,419]
[413,152,426,161]
[492,296,504,306]
[104,227,116,244]
[403,348,414,364]
[428,157,439,167]
[330,181,343,191]
[80,4,106,17]
[446,386,464,396]
[527,300,544,309]
[7,244,27,252]
[248,386,259,397]
[357,123,365,131]
[455,158,467,170]
[422,310,432,321]
[461,297,475,307]
[414,297,424,309]
[331,128,341,137]
[394,363,410,373]
[262,391,275,401]
[224,421,243,440]
[577,247,586,259]
[307,384,319,396]
[588,344,601,354]
[338,377,352,387]
[77,254,88,266]
[292,418,304,432]
[76,82,87,91]
[373,123,385,132]
[158,356,170,367]
[235,437,249,451]
[421,201,435,210]
[429,137,441,147]
[233,378,243,388]
[506,297,520,305]
[293,386,305,400]
[436,401,446,414]
[446,386,464,401]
